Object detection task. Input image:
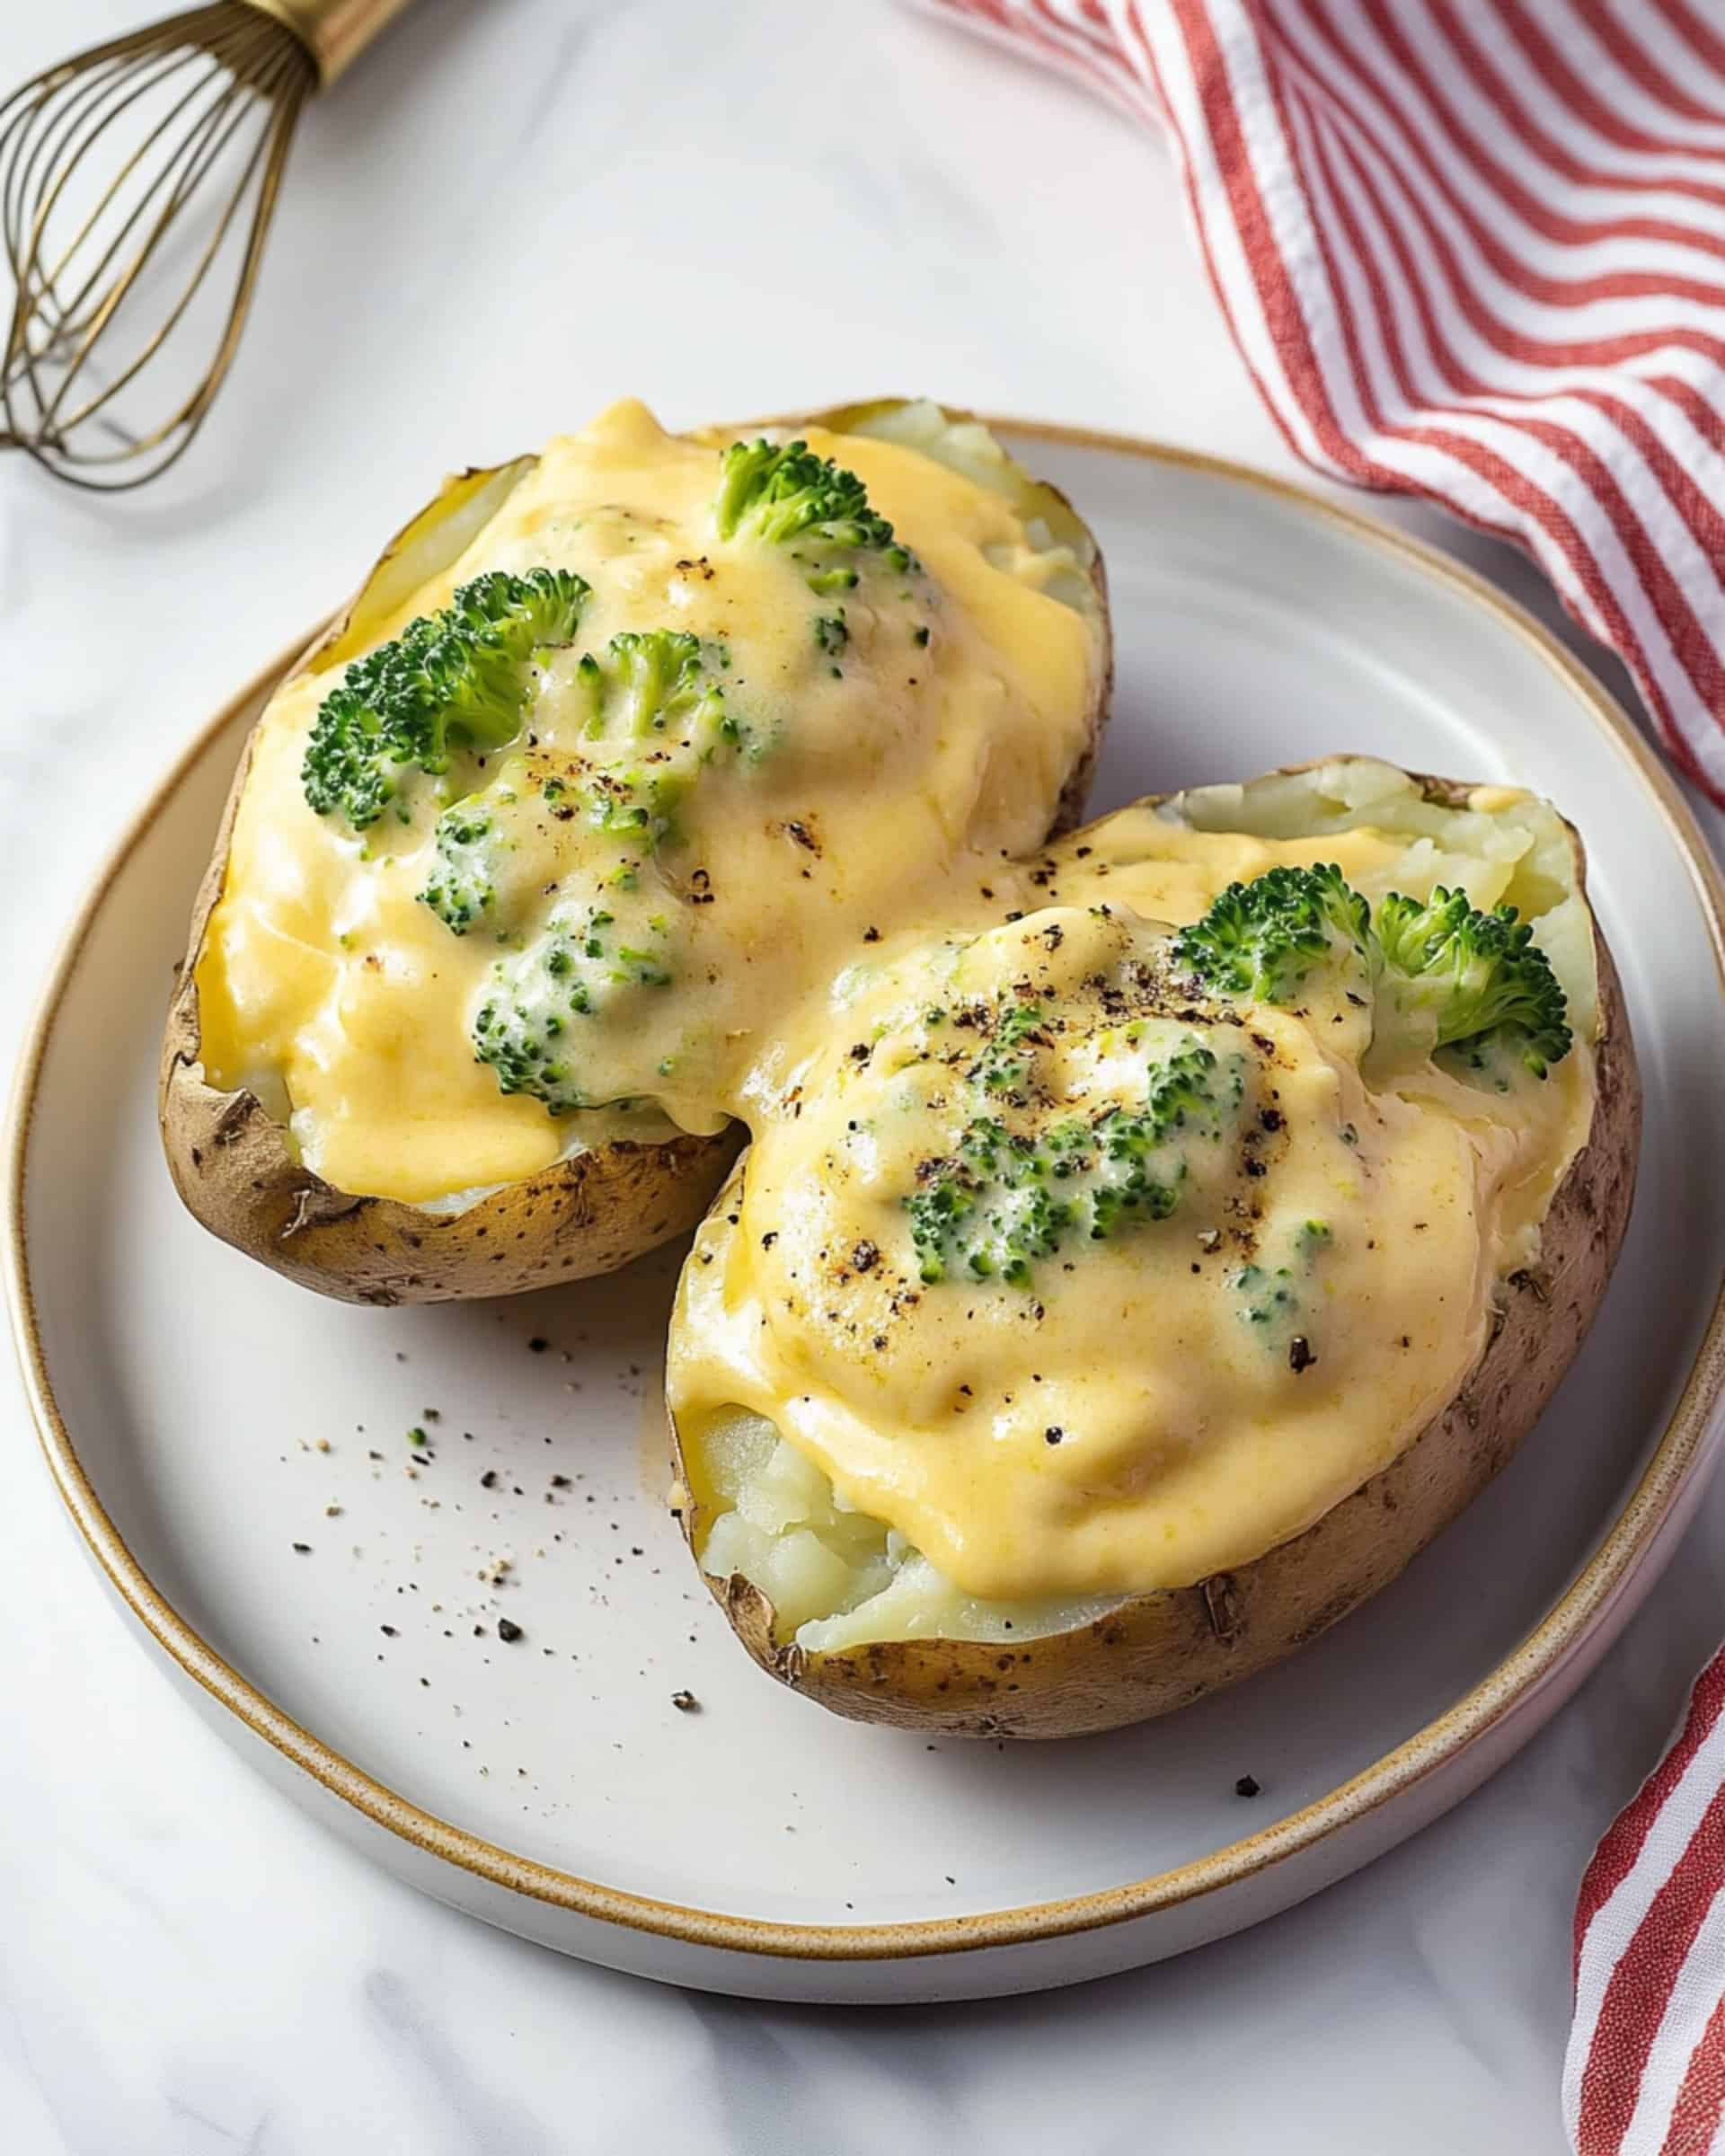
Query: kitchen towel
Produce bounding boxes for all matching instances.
[916,3,1725,2149]
[1566,1653,1725,2156]
[918,0,1725,810]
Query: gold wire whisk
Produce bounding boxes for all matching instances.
[0,0,411,491]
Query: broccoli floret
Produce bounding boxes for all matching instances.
[1172,863,1373,1006]
[1174,863,1572,1081]
[302,568,588,829]
[906,1040,1241,1286]
[1376,886,1571,1076]
[577,629,737,746]
[420,792,509,936]
[472,906,674,1114]
[1234,1217,1337,1367]
[713,437,917,594]
[971,999,1048,1099]
[568,630,743,852]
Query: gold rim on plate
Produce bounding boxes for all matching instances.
[8,422,1725,1965]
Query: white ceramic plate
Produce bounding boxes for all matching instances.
[10,427,1725,2004]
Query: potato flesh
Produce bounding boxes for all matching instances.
[696,1409,1118,1651]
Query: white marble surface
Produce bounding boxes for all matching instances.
[3,0,1722,2146]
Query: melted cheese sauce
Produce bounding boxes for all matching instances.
[197,401,1100,1201]
[668,814,1597,1603]
[195,398,1598,1605]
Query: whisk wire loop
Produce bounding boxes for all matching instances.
[0,2,318,489]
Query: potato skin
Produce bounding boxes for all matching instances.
[159,412,1110,1304]
[1048,543,1109,839]
[677,783,1641,1737]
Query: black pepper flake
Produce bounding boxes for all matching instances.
[1288,1336,1317,1375]
[1045,1426,1064,1446]
[497,1617,524,1644]
[862,925,880,943]
[291,1542,312,1553]
[551,1473,571,1489]
[852,1240,880,1274]
[527,1337,549,1354]
[1235,1774,1261,1798]
[380,1624,398,1638]
[671,1690,700,1713]
[481,1470,499,1489]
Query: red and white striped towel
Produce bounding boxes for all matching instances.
[915,3,1725,2148]
[1568,1657,1725,2155]
[918,0,1725,808]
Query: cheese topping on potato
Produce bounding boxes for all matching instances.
[195,401,1101,1202]
[669,778,1597,1610]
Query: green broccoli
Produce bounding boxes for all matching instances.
[1234,1218,1337,1366]
[420,784,515,936]
[566,629,744,853]
[714,438,917,595]
[302,568,588,830]
[1376,886,1571,1077]
[1172,862,1373,1006]
[971,999,1048,1099]
[472,906,673,1115]
[577,629,736,744]
[906,1040,1242,1286]
[1173,864,1571,1080]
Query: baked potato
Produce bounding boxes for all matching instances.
[668,757,1639,1737]
[161,401,1110,1303]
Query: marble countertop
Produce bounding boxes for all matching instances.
[4,1,1722,2147]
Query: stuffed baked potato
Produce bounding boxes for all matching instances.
[161,401,1111,1303]
[668,757,1639,1737]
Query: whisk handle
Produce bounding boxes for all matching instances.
[242,0,419,86]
